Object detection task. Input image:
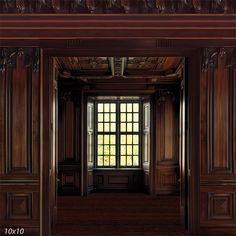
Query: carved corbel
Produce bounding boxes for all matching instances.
[0,48,24,72]
[201,48,219,72]
[157,90,176,104]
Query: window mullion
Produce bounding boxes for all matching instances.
[117,100,120,168]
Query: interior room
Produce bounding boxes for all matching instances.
[0,2,235,236]
[48,56,188,235]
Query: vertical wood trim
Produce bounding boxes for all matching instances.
[41,52,51,236]
[188,50,200,235]
[0,69,5,174]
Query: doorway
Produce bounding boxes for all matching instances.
[41,47,200,236]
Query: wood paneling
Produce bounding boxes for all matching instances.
[0,185,39,226]
[58,89,81,195]
[94,170,143,191]
[0,47,40,235]
[155,89,179,195]
[0,48,40,179]
[200,48,236,234]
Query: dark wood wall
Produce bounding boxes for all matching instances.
[199,48,236,235]
[0,48,40,235]
[155,89,180,195]
[57,89,81,195]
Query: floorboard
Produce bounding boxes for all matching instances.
[52,193,188,236]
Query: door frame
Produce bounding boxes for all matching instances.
[41,45,200,236]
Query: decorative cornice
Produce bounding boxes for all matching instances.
[0,0,235,14]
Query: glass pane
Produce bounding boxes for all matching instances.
[111,113,116,122]
[97,156,103,166]
[110,145,116,155]
[127,113,132,122]
[133,145,139,155]
[110,135,116,144]
[120,145,126,155]
[121,135,126,144]
[120,123,126,132]
[104,113,110,122]
[127,156,132,166]
[98,104,103,112]
[110,123,116,132]
[97,145,103,155]
[127,103,132,112]
[120,113,126,122]
[104,104,110,112]
[98,113,103,122]
[133,103,139,112]
[104,135,110,144]
[133,135,139,144]
[110,103,116,112]
[120,156,126,166]
[133,156,139,166]
[120,104,126,112]
[110,156,116,166]
[133,113,139,122]
[104,123,110,132]
[127,135,132,144]
[127,145,132,155]
[127,123,132,132]
[97,135,103,144]
[133,123,139,132]
[104,156,110,166]
[98,123,103,132]
[104,145,109,155]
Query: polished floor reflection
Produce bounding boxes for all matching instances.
[52,193,188,236]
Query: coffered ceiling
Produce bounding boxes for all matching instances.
[56,57,184,81]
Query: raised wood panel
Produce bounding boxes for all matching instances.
[200,185,236,227]
[7,193,32,220]
[0,48,40,178]
[58,169,80,195]
[208,53,233,173]
[94,170,143,191]
[208,193,234,220]
[155,165,179,195]
[0,185,39,227]
[201,48,236,178]
[157,91,178,162]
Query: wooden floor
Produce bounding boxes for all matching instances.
[52,193,188,236]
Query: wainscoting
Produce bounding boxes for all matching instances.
[93,170,144,192]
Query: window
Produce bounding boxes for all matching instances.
[95,100,141,168]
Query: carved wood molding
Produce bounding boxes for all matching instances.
[157,90,176,104]
[0,0,235,14]
[201,47,236,71]
[0,48,39,73]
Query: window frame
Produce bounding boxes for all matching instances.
[94,99,142,169]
